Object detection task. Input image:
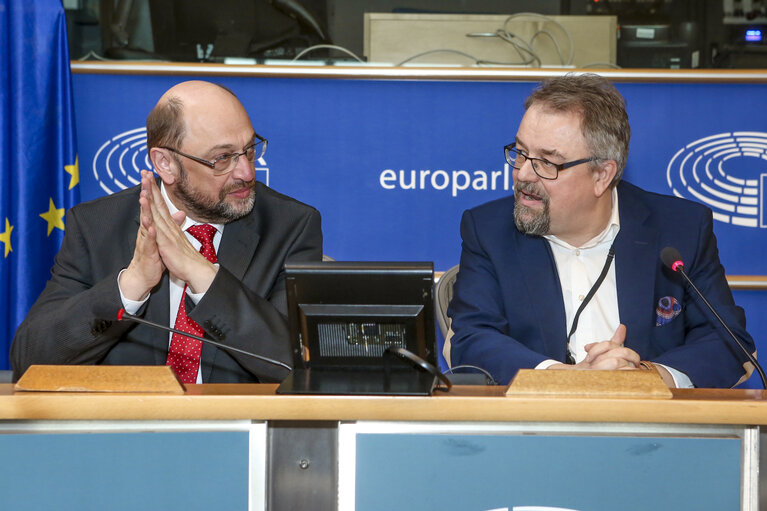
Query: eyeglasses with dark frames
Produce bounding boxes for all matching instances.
[162,133,267,176]
[504,142,600,180]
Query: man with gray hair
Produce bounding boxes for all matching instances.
[447,73,754,388]
[12,80,322,383]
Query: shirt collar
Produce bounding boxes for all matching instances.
[160,182,225,234]
[545,187,620,250]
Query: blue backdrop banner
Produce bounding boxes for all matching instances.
[6,63,767,386]
[61,72,767,385]
[0,1,80,370]
[68,75,767,274]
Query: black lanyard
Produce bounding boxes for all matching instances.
[565,243,616,364]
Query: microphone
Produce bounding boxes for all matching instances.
[116,309,292,371]
[660,247,766,388]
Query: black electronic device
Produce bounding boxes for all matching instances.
[146,0,328,62]
[276,261,442,395]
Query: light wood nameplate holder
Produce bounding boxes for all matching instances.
[506,369,673,399]
[14,365,185,394]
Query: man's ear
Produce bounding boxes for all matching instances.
[593,159,618,197]
[149,147,178,185]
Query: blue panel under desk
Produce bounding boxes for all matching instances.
[0,431,249,511]
[355,433,741,511]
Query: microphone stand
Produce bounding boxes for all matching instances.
[117,309,292,371]
[674,266,767,389]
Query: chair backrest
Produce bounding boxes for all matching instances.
[434,264,459,367]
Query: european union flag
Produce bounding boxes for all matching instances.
[0,1,80,369]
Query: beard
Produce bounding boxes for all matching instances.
[175,162,256,224]
[513,181,551,236]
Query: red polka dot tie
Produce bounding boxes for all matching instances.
[166,224,218,383]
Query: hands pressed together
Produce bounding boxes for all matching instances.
[119,170,218,301]
[548,324,637,371]
[547,323,676,386]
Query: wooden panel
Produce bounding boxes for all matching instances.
[14,365,184,394]
[1,383,766,425]
[364,13,616,67]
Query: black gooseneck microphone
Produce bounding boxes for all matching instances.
[660,246,767,388]
[117,309,292,371]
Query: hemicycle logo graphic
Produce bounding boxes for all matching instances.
[92,128,270,195]
[666,132,767,228]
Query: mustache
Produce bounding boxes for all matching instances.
[221,179,256,196]
[515,181,548,200]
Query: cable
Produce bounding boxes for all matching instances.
[581,62,623,69]
[490,30,542,66]
[530,30,565,65]
[396,12,578,68]
[445,364,497,385]
[503,13,574,66]
[397,46,539,67]
[292,44,364,63]
[76,50,113,61]
[386,346,452,392]
[397,49,483,66]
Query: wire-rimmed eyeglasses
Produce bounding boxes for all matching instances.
[504,142,600,180]
[162,133,267,176]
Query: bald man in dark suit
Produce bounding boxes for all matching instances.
[12,81,322,383]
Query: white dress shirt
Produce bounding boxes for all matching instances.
[119,183,223,383]
[535,188,693,388]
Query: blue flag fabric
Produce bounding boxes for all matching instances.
[0,1,80,369]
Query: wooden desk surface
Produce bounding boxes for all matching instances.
[1,384,766,425]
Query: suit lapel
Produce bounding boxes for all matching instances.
[148,276,171,366]
[216,207,261,281]
[513,233,568,360]
[200,207,262,381]
[614,184,658,355]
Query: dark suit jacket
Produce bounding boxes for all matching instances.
[11,181,322,382]
[447,181,754,388]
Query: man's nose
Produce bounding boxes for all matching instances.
[230,153,255,181]
[515,156,539,182]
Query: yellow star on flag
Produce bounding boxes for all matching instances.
[65,155,79,190]
[40,198,65,236]
[0,218,12,258]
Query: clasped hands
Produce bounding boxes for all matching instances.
[547,324,676,386]
[119,170,218,301]
[549,324,639,371]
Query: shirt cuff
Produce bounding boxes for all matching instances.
[657,363,694,388]
[535,359,561,370]
[117,268,149,314]
[185,263,218,305]
[186,288,205,305]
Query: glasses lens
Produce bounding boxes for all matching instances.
[535,159,558,179]
[212,155,235,174]
[254,139,267,161]
[506,147,525,169]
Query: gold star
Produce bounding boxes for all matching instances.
[40,198,65,236]
[0,218,12,258]
[65,155,79,190]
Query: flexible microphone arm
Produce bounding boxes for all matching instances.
[117,309,292,372]
[660,247,767,389]
[386,346,452,391]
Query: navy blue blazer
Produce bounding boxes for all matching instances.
[448,181,754,388]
